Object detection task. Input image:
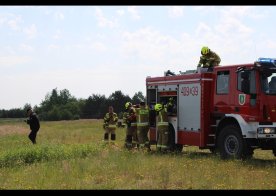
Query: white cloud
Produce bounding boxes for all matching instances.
[193,6,217,13]
[1,46,16,55]
[0,15,7,25]
[168,6,184,18]
[0,55,31,67]
[265,40,276,49]
[19,43,34,52]
[54,11,64,20]
[95,7,118,28]
[23,24,37,39]
[122,27,168,61]
[127,6,141,20]
[195,22,212,36]
[192,6,261,65]
[121,27,201,73]
[215,16,253,36]
[53,29,62,40]
[48,44,60,50]
[0,13,24,31]
[116,9,125,16]
[7,19,19,30]
[220,6,266,19]
[194,6,266,19]
[90,42,107,52]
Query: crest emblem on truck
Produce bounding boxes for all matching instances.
[238,94,246,105]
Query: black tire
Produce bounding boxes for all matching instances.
[168,124,183,152]
[218,124,248,159]
[273,149,276,157]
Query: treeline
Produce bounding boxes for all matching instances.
[0,88,145,121]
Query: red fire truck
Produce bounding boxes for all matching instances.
[146,58,276,159]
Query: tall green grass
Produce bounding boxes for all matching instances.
[0,143,101,168]
[0,119,275,189]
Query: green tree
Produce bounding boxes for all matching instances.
[39,88,78,121]
[82,94,106,119]
[108,90,131,115]
[132,91,145,105]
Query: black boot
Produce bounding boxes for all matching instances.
[124,135,133,149]
[111,134,116,141]
[104,133,109,141]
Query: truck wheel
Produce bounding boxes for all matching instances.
[168,124,183,152]
[218,124,246,159]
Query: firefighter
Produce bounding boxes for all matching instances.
[103,106,118,143]
[166,97,175,115]
[197,46,221,72]
[123,102,138,149]
[155,103,169,152]
[136,101,150,152]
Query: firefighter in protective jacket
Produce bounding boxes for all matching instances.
[123,102,138,149]
[103,106,118,142]
[155,103,169,152]
[197,46,221,71]
[136,101,150,151]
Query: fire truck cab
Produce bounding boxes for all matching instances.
[146,58,276,159]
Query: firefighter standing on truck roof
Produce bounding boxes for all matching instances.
[155,103,169,152]
[123,102,138,149]
[103,106,118,143]
[136,101,151,152]
[197,46,221,72]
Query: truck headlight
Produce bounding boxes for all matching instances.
[258,127,275,134]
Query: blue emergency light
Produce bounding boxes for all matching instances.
[257,58,276,64]
[255,58,276,68]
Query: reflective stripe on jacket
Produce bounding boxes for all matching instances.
[136,108,149,127]
[157,109,168,127]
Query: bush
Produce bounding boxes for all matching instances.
[0,143,100,168]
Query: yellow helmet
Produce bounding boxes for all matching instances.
[154,103,163,112]
[201,46,210,55]
[125,102,132,109]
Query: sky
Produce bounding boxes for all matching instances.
[1,6,276,110]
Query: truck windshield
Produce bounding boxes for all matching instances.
[260,70,276,95]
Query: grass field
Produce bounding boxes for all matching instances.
[0,119,275,189]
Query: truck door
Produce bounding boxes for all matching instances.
[178,83,201,132]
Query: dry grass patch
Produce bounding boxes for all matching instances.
[0,125,28,136]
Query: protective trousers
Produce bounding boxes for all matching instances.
[157,125,169,151]
[104,128,116,141]
[125,126,137,149]
[137,125,150,150]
